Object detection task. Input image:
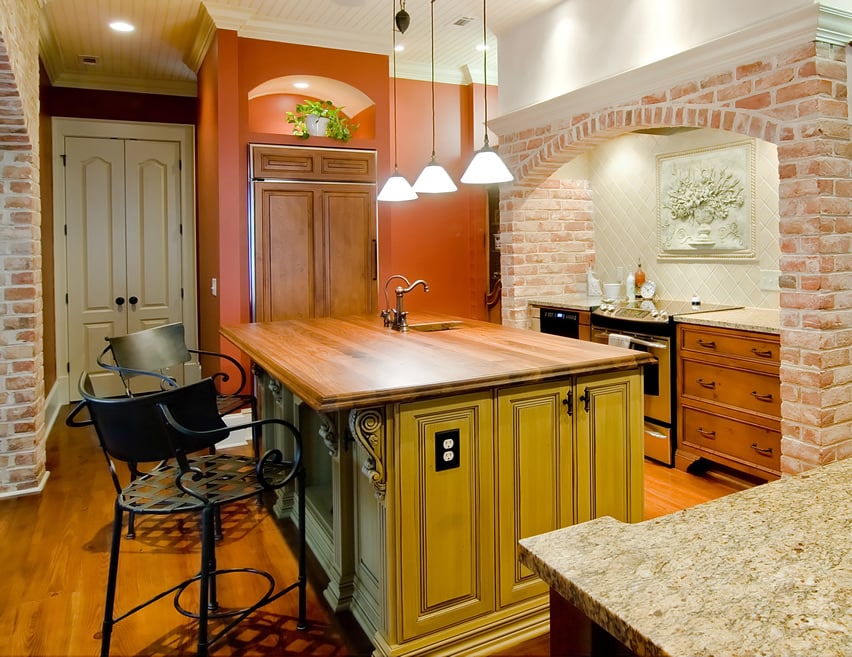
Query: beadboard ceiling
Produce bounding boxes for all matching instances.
[38,0,562,97]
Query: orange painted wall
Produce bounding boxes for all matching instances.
[197,32,492,364]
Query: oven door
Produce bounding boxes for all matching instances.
[591,326,671,425]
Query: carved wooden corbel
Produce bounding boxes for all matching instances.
[318,412,337,457]
[348,407,386,500]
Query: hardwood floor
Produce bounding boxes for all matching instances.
[0,409,740,657]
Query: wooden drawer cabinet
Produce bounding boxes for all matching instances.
[677,324,781,481]
[680,360,780,417]
[680,407,781,473]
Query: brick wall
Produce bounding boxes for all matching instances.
[497,41,852,474]
[0,0,46,497]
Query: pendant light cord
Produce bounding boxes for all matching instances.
[429,0,437,159]
[391,4,399,169]
[481,0,489,146]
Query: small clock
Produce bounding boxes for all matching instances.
[640,280,656,299]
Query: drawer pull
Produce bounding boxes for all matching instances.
[751,391,774,403]
[751,347,774,358]
[697,378,716,389]
[697,339,716,349]
[751,443,774,456]
[697,427,716,439]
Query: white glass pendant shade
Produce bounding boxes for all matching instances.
[378,169,418,202]
[461,144,514,184]
[413,158,457,193]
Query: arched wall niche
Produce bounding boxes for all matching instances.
[247,75,375,139]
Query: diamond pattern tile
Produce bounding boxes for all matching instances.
[557,129,780,308]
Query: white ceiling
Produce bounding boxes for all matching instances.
[38,0,564,97]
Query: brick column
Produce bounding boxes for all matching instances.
[0,34,45,496]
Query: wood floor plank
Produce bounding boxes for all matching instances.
[0,407,742,657]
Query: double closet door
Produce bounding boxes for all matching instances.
[251,145,377,321]
[62,132,188,398]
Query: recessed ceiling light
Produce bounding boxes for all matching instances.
[394,44,405,52]
[293,82,310,89]
[475,44,490,52]
[109,21,135,33]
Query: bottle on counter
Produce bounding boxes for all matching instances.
[634,261,646,289]
[626,272,636,300]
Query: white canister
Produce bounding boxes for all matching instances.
[603,282,622,300]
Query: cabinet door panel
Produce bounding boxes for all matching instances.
[322,186,377,317]
[254,183,316,321]
[397,394,494,641]
[496,382,573,607]
[575,371,644,525]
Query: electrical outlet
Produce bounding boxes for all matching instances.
[435,429,460,472]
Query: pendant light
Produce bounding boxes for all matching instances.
[413,0,457,194]
[378,0,417,202]
[460,0,513,185]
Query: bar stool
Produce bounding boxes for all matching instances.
[66,374,307,657]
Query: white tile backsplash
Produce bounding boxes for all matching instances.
[555,129,780,308]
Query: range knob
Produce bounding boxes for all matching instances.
[659,310,669,321]
[651,309,659,318]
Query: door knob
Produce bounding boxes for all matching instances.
[115,296,125,306]
[128,296,138,305]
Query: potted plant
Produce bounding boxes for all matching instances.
[285,99,358,142]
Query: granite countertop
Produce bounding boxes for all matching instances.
[519,458,852,657]
[674,307,780,334]
[528,295,602,311]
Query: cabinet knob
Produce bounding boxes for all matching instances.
[750,443,773,456]
[115,296,125,306]
[751,347,773,358]
[697,339,716,349]
[697,427,716,439]
[697,378,716,389]
[562,391,573,417]
[751,391,773,403]
[128,296,139,305]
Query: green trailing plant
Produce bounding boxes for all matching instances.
[285,99,358,142]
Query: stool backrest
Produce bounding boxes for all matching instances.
[97,322,191,391]
[78,374,229,465]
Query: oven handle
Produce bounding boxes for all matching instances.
[630,337,668,350]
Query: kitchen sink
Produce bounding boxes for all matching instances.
[407,321,464,332]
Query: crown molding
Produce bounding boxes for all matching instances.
[185,4,218,74]
[490,3,848,137]
[47,72,197,97]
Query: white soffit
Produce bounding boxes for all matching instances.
[490,4,852,138]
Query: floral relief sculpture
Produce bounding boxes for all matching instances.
[657,141,755,259]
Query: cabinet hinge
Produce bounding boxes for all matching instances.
[181,288,184,299]
[65,292,69,304]
[60,153,66,166]
[66,362,70,373]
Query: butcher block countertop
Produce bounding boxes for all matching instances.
[221,313,653,412]
[519,458,852,657]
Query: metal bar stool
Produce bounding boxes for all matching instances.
[67,374,307,657]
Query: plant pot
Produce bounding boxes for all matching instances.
[306,115,330,137]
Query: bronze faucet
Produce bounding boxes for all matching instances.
[381,275,429,331]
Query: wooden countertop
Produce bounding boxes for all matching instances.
[221,313,653,412]
[519,458,852,657]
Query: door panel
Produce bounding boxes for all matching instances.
[253,183,316,322]
[125,139,183,333]
[323,187,377,317]
[66,137,127,394]
[65,137,184,399]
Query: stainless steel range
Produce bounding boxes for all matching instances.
[591,299,742,465]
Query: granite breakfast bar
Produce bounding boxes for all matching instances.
[221,313,653,657]
[519,457,852,657]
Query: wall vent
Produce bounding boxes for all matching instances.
[452,16,476,27]
[79,55,99,66]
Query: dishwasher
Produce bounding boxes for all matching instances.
[539,307,581,339]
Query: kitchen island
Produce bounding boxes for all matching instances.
[519,458,852,657]
[221,314,653,656]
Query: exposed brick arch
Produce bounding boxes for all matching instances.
[497,41,852,474]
